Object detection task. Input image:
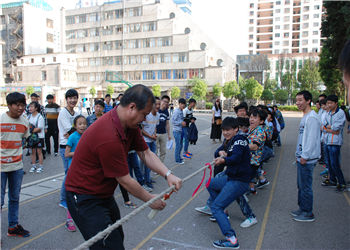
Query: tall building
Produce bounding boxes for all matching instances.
[62,0,235,96]
[248,0,323,55]
[0,0,61,83]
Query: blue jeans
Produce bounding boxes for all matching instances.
[324,145,345,185]
[297,161,315,214]
[183,127,189,153]
[142,141,156,185]
[60,147,70,204]
[1,169,24,227]
[128,152,143,185]
[207,175,252,237]
[173,130,183,163]
[262,146,274,162]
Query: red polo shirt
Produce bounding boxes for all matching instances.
[65,108,148,198]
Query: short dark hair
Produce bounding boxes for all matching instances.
[155,96,160,101]
[273,104,278,108]
[65,89,79,99]
[178,98,186,105]
[316,100,320,104]
[320,99,327,106]
[237,117,250,128]
[234,103,248,113]
[46,94,54,100]
[73,115,87,127]
[6,92,26,105]
[250,109,267,121]
[339,39,350,74]
[30,93,39,98]
[296,90,312,106]
[119,84,155,110]
[221,117,239,130]
[94,99,105,108]
[29,101,41,113]
[319,94,327,99]
[105,94,111,98]
[161,95,170,101]
[188,98,196,104]
[326,94,338,103]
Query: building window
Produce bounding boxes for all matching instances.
[249,42,253,47]
[312,48,318,52]
[302,40,308,45]
[249,27,254,32]
[303,6,309,12]
[173,70,186,79]
[42,71,47,81]
[276,9,281,13]
[275,33,280,37]
[88,13,100,22]
[313,30,318,35]
[284,8,290,13]
[313,13,319,18]
[312,39,318,44]
[143,71,155,80]
[302,48,308,53]
[21,59,24,64]
[284,24,289,30]
[250,3,254,8]
[303,14,309,20]
[284,16,290,22]
[283,40,289,46]
[275,41,280,45]
[303,23,309,29]
[274,49,279,54]
[285,0,290,4]
[42,58,45,63]
[313,22,319,27]
[17,72,22,81]
[275,17,280,21]
[314,5,320,10]
[276,1,281,5]
[31,58,34,63]
[46,19,53,28]
[47,33,54,42]
[284,32,289,38]
[302,31,308,37]
[66,16,75,24]
[275,25,280,29]
[249,19,254,24]
[249,34,253,39]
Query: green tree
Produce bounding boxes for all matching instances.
[26,86,34,97]
[297,59,321,91]
[261,89,274,103]
[264,78,278,92]
[244,77,263,100]
[152,85,161,97]
[89,86,96,98]
[106,84,114,96]
[274,89,289,104]
[222,80,240,99]
[236,76,246,100]
[319,1,350,96]
[171,86,180,99]
[212,83,222,98]
[188,77,207,100]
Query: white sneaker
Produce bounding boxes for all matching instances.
[29,166,36,173]
[142,185,153,192]
[240,217,258,228]
[195,205,212,215]
[36,167,43,173]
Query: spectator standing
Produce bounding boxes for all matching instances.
[171,98,186,164]
[87,100,105,127]
[156,95,171,163]
[321,95,347,192]
[45,94,60,156]
[210,99,222,143]
[273,105,285,146]
[104,94,114,113]
[115,93,124,106]
[65,85,182,249]
[1,92,30,237]
[57,89,79,209]
[141,97,161,191]
[292,90,320,222]
[183,98,196,158]
[85,99,91,115]
[188,117,198,145]
[27,102,45,173]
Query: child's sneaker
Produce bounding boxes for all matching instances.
[185,151,193,156]
[65,219,76,232]
[183,153,191,159]
[250,187,257,195]
[240,217,258,228]
[7,224,30,237]
[213,236,239,249]
[29,165,36,173]
[124,202,137,208]
[36,166,43,173]
[320,168,329,176]
[195,205,212,215]
[256,179,270,189]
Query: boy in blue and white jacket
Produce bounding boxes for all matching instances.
[171,98,186,164]
[200,117,256,249]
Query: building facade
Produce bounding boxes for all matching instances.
[1,0,61,83]
[62,0,235,96]
[248,0,323,55]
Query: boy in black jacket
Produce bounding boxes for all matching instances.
[200,117,256,249]
[188,117,198,145]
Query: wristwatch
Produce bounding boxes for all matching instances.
[164,170,172,180]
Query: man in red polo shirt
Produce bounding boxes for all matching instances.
[65,85,182,249]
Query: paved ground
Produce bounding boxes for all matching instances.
[1,112,350,250]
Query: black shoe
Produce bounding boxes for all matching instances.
[7,224,30,237]
[321,179,337,187]
[256,180,270,189]
[25,151,30,156]
[336,184,346,193]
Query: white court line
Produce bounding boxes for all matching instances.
[151,237,211,249]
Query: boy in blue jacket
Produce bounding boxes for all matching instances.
[202,117,256,249]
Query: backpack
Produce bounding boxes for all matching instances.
[27,114,41,147]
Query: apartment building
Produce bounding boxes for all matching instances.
[1,0,61,83]
[248,0,323,55]
[62,0,235,96]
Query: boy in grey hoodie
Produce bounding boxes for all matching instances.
[171,98,186,164]
[292,90,320,222]
[321,95,347,192]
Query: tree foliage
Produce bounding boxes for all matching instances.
[264,78,278,92]
[171,86,180,99]
[89,86,96,98]
[222,80,240,99]
[244,77,263,100]
[261,89,274,102]
[274,89,289,104]
[26,86,34,97]
[188,77,207,100]
[319,1,350,96]
[106,84,114,96]
[152,85,161,97]
[297,59,321,91]
[212,83,222,98]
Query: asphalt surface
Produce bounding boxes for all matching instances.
[1,112,350,250]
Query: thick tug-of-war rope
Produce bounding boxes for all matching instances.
[73,161,214,250]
